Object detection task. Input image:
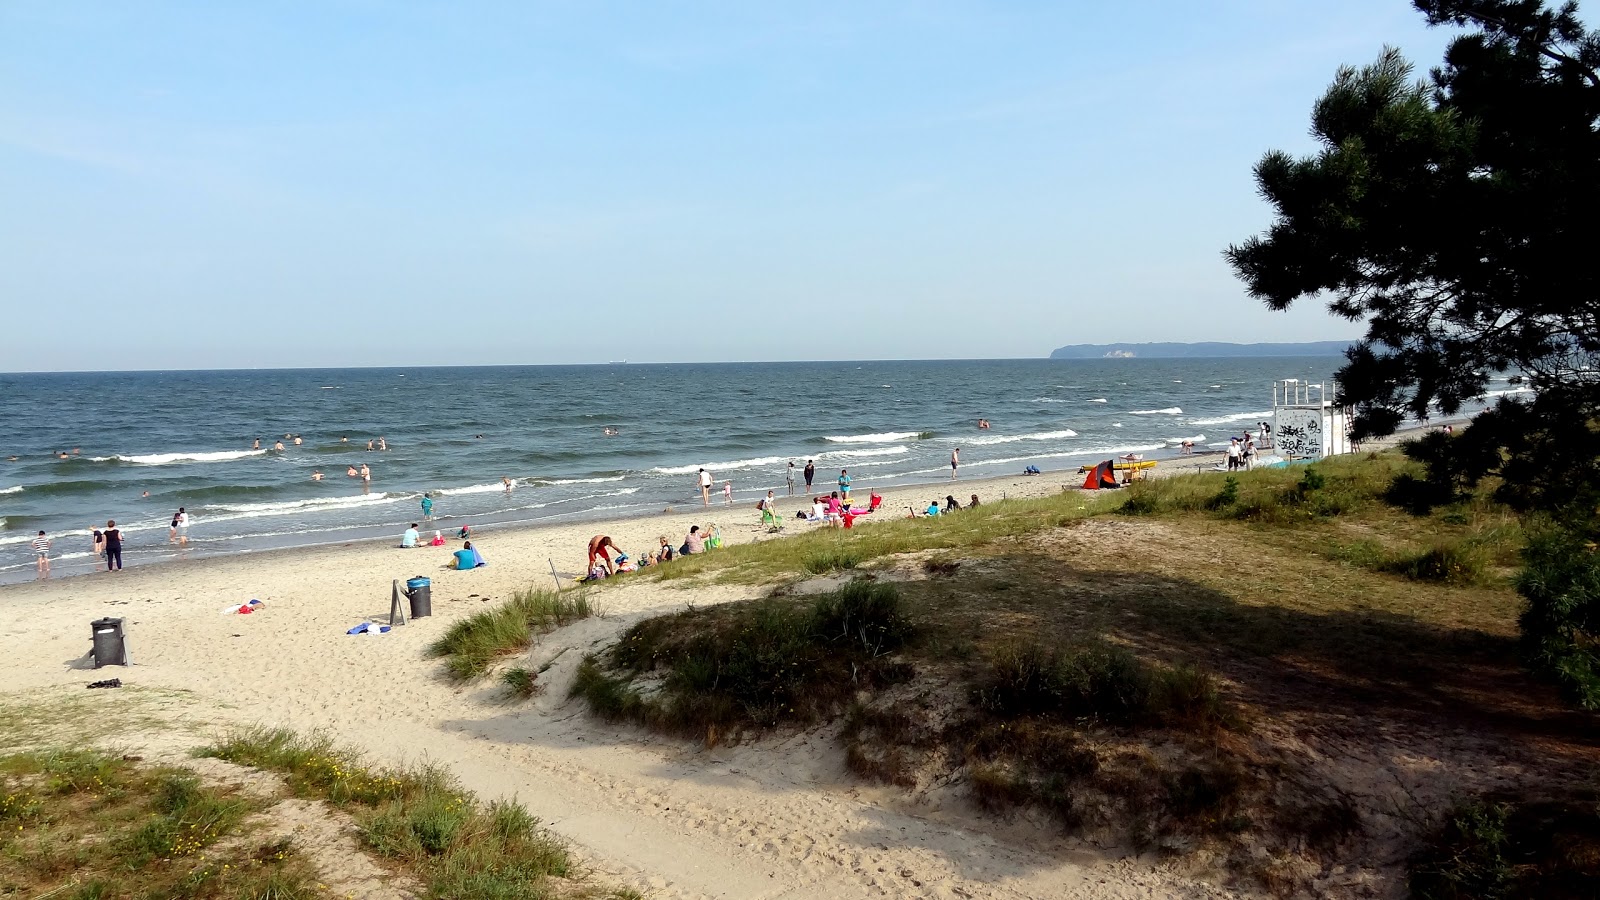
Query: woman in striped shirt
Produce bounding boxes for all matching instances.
[32,531,50,578]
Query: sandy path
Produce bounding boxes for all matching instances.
[0,470,1243,899]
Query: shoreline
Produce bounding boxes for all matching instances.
[3,418,1451,589]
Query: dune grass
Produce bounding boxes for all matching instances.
[1408,795,1600,899]
[642,490,1110,586]
[572,579,915,741]
[0,748,318,899]
[427,587,593,681]
[198,727,639,900]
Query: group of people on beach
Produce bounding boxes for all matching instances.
[30,520,126,579]
[581,527,727,580]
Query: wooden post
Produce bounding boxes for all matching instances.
[548,558,562,592]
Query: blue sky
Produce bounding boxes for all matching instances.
[1,2,1459,370]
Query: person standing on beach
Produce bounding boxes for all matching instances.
[92,526,104,560]
[587,535,623,575]
[103,520,123,571]
[803,460,815,489]
[951,447,960,480]
[169,510,180,544]
[421,493,434,521]
[786,462,796,497]
[723,481,733,506]
[698,468,713,507]
[838,469,852,500]
[176,507,190,546]
[32,531,50,578]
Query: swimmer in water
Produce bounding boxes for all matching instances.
[311,471,324,481]
[273,440,285,451]
[340,436,348,443]
[502,476,513,492]
[378,437,388,451]
[253,438,261,450]
[346,466,358,477]
[603,426,619,436]
[366,439,375,451]
[292,435,302,446]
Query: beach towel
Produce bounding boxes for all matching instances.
[471,546,488,568]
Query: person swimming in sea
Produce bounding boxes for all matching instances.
[346,465,359,477]
[311,471,324,481]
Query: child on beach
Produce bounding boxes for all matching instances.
[723,481,733,505]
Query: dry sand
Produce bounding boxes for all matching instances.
[0,466,1262,898]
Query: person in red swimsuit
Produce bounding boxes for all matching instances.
[587,535,623,575]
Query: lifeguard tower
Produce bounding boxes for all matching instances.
[1271,380,1351,459]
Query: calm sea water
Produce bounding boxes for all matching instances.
[0,358,1351,580]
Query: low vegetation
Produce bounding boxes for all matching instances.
[1408,795,1600,899]
[0,748,318,899]
[565,449,1600,893]
[427,587,593,681]
[572,579,914,742]
[199,727,638,899]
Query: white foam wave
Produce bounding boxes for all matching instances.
[1129,407,1183,415]
[1085,398,1107,403]
[95,449,267,465]
[544,475,628,485]
[824,447,909,459]
[964,429,1080,446]
[650,456,788,476]
[1111,423,1123,427]
[824,432,921,444]
[1187,411,1271,426]
[1030,398,1067,403]
[0,485,20,495]
[439,483,510,496]
[1484,387,1535,398]
[0,527,94,546]
[196,493,406,525]
[1166,434,1206,444]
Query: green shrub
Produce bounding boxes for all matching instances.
[1205,476,1240,511]
[573,581,915,736]
[1384,542,1488,584]
[1118,491,1159,516]
[1517,523,1600,709]
[1407,797,1600,899]
[974,641,1235,730]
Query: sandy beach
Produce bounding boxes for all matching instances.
[2,466,1247,899]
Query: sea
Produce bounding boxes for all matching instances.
[0,357,1400,582]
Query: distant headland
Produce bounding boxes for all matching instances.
[1048,341,1352,360]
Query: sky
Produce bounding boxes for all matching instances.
[0,1,1463,371]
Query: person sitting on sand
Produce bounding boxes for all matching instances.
[450,541,477,569]
[808,498,826,523]
[401,523,420,548]
[657,535,676,562]
[945,495,961,512]
[682,525,707,555]
[868,491,883,512]
[926,500,941,517]
[969,494,980,508]
[431,530,446,547]
[458,523,472,539]
[587,535,622,575]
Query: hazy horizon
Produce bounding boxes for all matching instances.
[2,3,1445,372]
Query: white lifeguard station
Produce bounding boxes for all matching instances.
[1272,380,1351,459]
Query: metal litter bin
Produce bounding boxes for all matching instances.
[91,617,128,668]
[405,577,432,618]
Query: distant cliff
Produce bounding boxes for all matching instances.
[1048,341,1352,360]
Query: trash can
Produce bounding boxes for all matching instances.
[405,577,432,618]
[91,617,128,668]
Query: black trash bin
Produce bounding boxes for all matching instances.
[91,617,128,668]
[405,577,432,618]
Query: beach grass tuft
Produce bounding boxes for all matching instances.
[500,666,540,699]
[428,587,593,681]
[197,728,630,898]
[571,579,914,740]
[0,747,318,899]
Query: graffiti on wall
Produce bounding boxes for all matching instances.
[1274,409,1323,458]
